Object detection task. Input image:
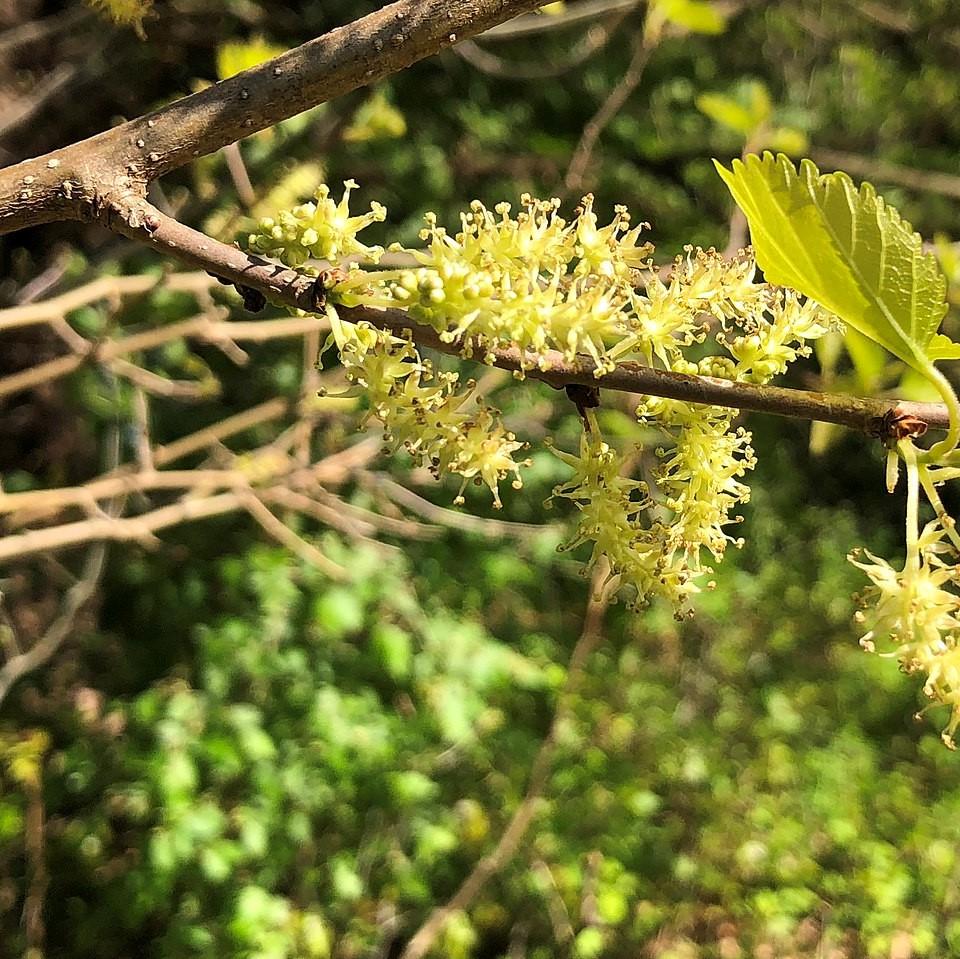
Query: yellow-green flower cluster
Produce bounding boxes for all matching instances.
[549,424,699,612]
[549,405,753,614]
[647,401,756,565]
[850,521,960,747]
[720,289,834,384]
[248,183,829,620]
[333,193,656,373]
[246,180,386,268]
[335,320,527,508]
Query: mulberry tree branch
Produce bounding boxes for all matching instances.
[111,204,951,440]
[0,0,948,444]
[0,0,546,234]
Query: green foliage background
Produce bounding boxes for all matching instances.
[2,1,960,956]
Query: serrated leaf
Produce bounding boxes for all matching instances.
[714,152,952,374]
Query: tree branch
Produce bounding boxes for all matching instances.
[0,542,107,708]
[106,204,951,440]
[0,0,545,234]
[400,562,613,959]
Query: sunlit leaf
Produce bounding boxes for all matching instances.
[653,0,726,34]
[715,152,953,374]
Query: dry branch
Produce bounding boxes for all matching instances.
[399,562,613,959]
[0,0,546,234]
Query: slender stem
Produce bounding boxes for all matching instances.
[902,440,920,573]
[921,363,960,462]
[918,463,960,553]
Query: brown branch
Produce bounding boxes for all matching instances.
[0,272,218,333]
[811,148,960,202]
[564,25,655,195]
[454,6,630,82]
[0,542,108,707]
[0,0,545,234]
[366,473,554,540]
[0,305,327,400]
[399,563,612,959]
[236,489,347,579]
[23,764,47,956]
[97,207,954,439]
[480,0,642,39]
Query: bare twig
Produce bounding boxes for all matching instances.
[399,563,613,959]
[0,542,108,707]
[237,489,347,579]
[0,272,219,333]
[367,473,554,540]
[481,0,642,39]
[222,143,257,209]
[22,757,48,955]
[811,148,960,201]
[455,13,627,81]
[564,25,655,194]
[531,859,576,946]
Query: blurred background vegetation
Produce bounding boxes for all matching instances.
[2,1,960,956]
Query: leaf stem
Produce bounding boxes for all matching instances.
[920,363,960,463]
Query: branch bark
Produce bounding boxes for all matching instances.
[101,204,953,439]
[0,0,544,234]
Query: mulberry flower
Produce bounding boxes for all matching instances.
[850,521,960,747]
[246,180,386,268]
[549,418,705,613]
[335,319,527,508]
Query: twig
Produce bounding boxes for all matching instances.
[564,26,655,194]
[110,208,952,439]
[0,542,108,707]
[22,757,48,955]
[480,0,642,39]
[0,308,327,400]
[0,430,381,564]
[0,272,219,332]
[130,388,155,472]
[263,486,441,541]
[399,563,612,959]
[0,0,547,234]
[237,490,348,579]
[367,473,553,540]
[531,859,575,946]
[0,492,243,564]
[222,142,256,208]
[108,357,216,401]
[455,16,625,81]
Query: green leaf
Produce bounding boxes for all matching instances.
[696,93,757,136]
[697,81,771,137]
[654,0,726,33]
[714,152,952,374]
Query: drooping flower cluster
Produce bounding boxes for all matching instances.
[850,519,960,747]
[249,182,830,616]
[548,420,700,612]
[647,400,756,563]
[331,317,527,508]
